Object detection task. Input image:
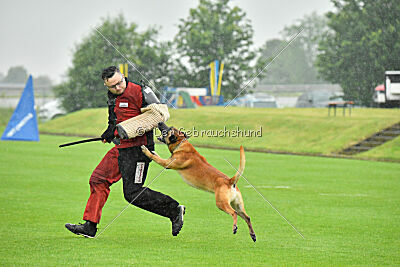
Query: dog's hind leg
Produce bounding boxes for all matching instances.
[218,203,238,234]
[234,189,256,242]
[237,210,256,242]
[215,189,238,234]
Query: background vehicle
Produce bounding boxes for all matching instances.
[38,99,66,121]
[295,91,343,108]
[229,93,278,108]
[373,71,400,108]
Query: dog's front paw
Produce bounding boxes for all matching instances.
[141,145,151,157]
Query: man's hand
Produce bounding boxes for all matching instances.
[101,126,115,143]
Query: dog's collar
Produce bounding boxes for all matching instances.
[171,138,187,153]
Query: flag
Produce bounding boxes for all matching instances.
[1,75,39,141]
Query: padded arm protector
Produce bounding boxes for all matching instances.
[116,103,170,139]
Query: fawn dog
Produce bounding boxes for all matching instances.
[141,123,256,242]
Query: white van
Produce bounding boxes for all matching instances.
[38,99,66,121]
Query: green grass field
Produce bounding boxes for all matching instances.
[0,108,14,126]
[1,134,399,265]
[360,136,400,161]
[39,107,400,160]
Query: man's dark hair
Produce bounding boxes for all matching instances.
[101,66,121,81]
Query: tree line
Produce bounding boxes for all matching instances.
[0,66,52,86]
[12,0,397,110]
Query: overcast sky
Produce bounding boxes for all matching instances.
[0,0,334,83]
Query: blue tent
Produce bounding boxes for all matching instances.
[1,75,39,141]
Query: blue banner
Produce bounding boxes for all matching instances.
[1,75,39,141]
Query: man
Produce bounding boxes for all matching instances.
[65,66,185,238]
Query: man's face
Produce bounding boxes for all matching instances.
[104,72,126,95]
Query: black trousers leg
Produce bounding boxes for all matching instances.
[118,146,180,219]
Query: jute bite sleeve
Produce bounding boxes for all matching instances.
[116,103,170,139]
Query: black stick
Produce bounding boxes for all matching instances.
[59,137,102,148]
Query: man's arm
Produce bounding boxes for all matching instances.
[140,81,160,106]
[101,92,118,143]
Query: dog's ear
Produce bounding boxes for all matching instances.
[182,131,188,139]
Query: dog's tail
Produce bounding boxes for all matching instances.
[230,145,245,186]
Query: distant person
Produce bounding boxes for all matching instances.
[65,66,185,238]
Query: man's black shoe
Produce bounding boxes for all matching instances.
[171,205,185,236]
[65,221,97,238]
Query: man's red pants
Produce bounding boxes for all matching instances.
[83,147,121,224]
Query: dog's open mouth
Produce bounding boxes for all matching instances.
[157,122,187,144]
[157,136,166,143]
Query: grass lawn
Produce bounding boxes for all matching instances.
[39,107,400,160]
[0,134,399,265]
[359,136,400,161]
[0,108,14,126]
